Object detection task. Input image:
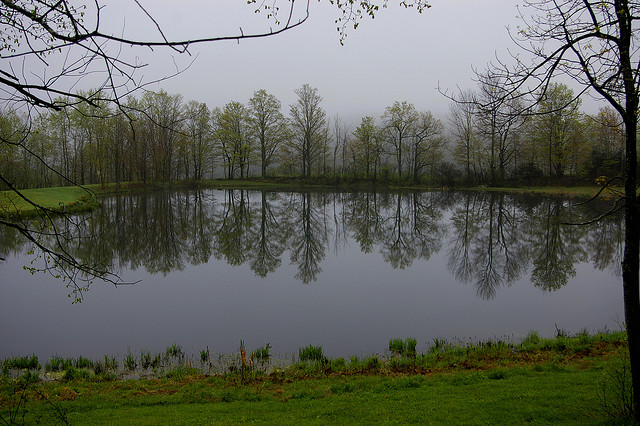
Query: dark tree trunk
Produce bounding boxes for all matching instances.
[623,120,640,419]
[617,1,640,416]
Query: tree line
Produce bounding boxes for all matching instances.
[0,81,629,190]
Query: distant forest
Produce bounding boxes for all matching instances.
[0,81,628,190]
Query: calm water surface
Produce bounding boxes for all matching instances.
[0,189,625,359]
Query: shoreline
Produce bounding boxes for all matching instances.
[0,179,608,219]
[1,329,627,382]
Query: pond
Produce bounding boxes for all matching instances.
[0,189,625,361]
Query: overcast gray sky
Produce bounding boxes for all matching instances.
[99,0,582,125]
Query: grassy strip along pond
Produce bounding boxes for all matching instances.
[0,330,633,424]
[0,186,100,218]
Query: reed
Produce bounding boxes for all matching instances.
[1,355,41,375]
[429,337,449,354]
[124,353,136,371]
[104,355,118,370]
[73,356,93,369]
[251,344,271,362]
[299,345,325,363]
[199,347,210,363]
[389,337,417,358]
[388,338,406,356]
[165,343,184,359]
[140,351,152,370]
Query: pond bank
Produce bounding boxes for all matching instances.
[0,330,630,424]
[1,330,627,383]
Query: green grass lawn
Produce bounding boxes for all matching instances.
[465,185,619,199]
[0,363,621,425]
[0,185,98,217]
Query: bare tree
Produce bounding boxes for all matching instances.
[0,0,430,111]
[408,111,445,182]
[474,71,526,183]
[589,106,626,178]
[184,100,213,181]
[288,84,327,178]
[381,101,419,179]
[488,0,639,416]
[351,116,382,179]
[448,89,478,182]
[248,89,290,177]
[530,82,586,178]
[332,113,351,177]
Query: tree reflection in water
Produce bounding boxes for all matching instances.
[447,193,592,299]
[0,189,623,299]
